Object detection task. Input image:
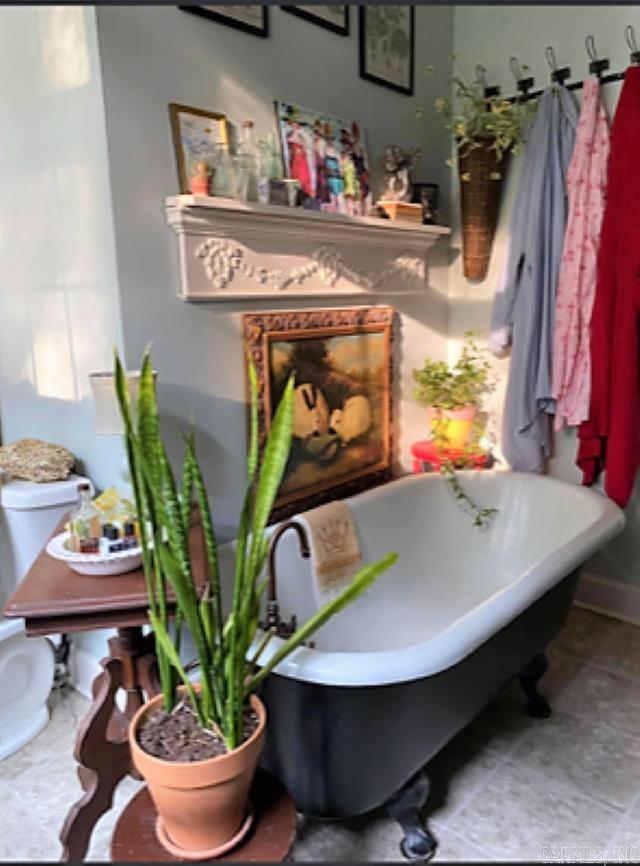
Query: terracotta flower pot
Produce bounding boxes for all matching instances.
[458,140,506,281]
[427,406,477,449]
[129,692,266,859]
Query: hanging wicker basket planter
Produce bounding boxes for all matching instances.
[458,140,506,281]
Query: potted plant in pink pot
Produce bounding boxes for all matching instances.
[114,349,396,861]
[412,332,494,450]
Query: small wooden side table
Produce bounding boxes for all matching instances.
[410,440,493,474]
[111,768,296,862]
[3,512,209,863]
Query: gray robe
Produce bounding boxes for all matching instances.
[490,87,578,472]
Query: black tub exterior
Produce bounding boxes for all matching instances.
[259,568,580,818]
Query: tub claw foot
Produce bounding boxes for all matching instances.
[519,652,551,718]
[387,771,437,863]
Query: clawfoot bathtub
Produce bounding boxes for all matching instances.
[233,472,623,860]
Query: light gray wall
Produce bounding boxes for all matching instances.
[451,6,640,587]
[95,5,455,540]
[0,6,127,664]
[0,7,125,492]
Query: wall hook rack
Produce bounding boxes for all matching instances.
[545,45,571,85]
[585,34,610,78]
[625,24,640,65]
[509,56,534,96]
[476,63,500,98]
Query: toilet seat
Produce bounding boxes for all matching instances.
[0,618,54,760]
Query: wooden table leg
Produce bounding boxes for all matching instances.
[59,627,159,862]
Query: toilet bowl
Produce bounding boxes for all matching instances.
[0,473,91,760]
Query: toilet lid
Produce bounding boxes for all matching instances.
[0,474,91,510]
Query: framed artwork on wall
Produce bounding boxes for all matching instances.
[274,100,373,215]
[281,5,349,36]
[243,306,396,521]
[359,6,415,96]
[169,102,229,194]
[179,5,269,38]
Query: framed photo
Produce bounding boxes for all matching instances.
[179,6,269,38]
[243,307,396,520]
[169,103,229,194]
[359,6,415,96]
[281,5,349,36]
[274,100,373,216]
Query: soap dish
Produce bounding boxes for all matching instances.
[46,532,142,576]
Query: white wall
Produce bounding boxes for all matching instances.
[95,5,454,540]
[452,6,640,593]
[0,7,125,492]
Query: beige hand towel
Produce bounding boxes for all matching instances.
[299,500,362,604]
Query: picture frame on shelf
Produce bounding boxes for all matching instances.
[179,5,269,38]
[281,5,349,36]
[169,102,230,194]
[359,6,415,96]
[274,99,373,216]
[243,306,395,521]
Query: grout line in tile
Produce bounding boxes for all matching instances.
[438,753,506,831]
[438,824,490,861]
[501,755,627,820]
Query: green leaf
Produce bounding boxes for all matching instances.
[149,609,204,727]
[247,374,294,576]
[245,552,398,694]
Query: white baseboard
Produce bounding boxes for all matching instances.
[70,646,102,699]
[575,572,640,627]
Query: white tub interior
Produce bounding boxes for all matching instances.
[218,471,624,686]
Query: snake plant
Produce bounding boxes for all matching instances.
[115,348,397,750]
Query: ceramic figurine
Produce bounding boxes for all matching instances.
[380,145,422,202]
[189,159,210,196]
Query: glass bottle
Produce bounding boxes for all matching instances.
[211,142,236,198]
[234,120,259,202]
[69,482,101,554]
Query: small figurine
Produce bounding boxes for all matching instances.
[189,159,210,196]
[380,145,422,202]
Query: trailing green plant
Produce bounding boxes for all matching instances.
[439,460,497,531]
[435,68,534,161]
[412,331,495,411]
[115,348,397,751]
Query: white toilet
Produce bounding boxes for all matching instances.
[0,474,90,760]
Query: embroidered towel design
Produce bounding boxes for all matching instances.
[299,500,362,603]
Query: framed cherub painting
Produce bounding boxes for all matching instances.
[243,306,395,520]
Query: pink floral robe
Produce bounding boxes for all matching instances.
[552,76,610,431]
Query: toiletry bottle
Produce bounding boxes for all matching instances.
[122,520,138,550]
[102,523,123,554]
[234,120,259,202]
[69,482,101,554]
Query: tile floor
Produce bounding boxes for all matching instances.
[3,606,640,862]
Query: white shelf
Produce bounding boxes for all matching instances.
[165,195,449,302]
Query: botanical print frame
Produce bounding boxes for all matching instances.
[243,307,396,521]
[179,5,269,38]
[169,102,230,194]
[281,5,349,36]
[274,100,373,216]
[359,6,415,96]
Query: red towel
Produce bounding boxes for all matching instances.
[577,66,640,507]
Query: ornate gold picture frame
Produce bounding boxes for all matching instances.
[243,306,396,520]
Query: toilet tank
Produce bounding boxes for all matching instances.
[0,474,92,603]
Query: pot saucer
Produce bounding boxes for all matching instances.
[155,807,254,861]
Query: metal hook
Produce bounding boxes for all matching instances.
[545,46,558,71]
[509,56,534,96]
[509,56,522,82]
[546,45,571,85]
[585,34,610,77]
[476,63,500,98]
[625,24,640,64]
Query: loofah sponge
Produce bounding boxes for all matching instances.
[0,438,76,482]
